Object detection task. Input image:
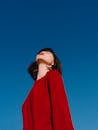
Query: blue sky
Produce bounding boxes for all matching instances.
[0,0,98,130]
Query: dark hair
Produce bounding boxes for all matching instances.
[27,48,62,80]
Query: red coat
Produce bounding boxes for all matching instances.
[22,69,74,130]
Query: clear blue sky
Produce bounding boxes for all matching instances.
[0,0,98,130]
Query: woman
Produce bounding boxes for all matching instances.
[22,48,74,130]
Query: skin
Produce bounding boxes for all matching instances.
[35,51,54,80]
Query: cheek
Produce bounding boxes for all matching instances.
[45,54,54,63]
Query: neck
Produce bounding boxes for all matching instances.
[37,63,50,80]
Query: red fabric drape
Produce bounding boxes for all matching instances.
[22,70,74,130]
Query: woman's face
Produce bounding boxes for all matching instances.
[36,51,54,66]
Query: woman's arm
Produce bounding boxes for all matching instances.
[47,70,74,130]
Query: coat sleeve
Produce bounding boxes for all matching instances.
[47,70,74,130]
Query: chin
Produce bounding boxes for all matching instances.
[37,58,51,65]
[37,58,46,63]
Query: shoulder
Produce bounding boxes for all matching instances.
[47,69,64,86]
[47,69,62,79]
